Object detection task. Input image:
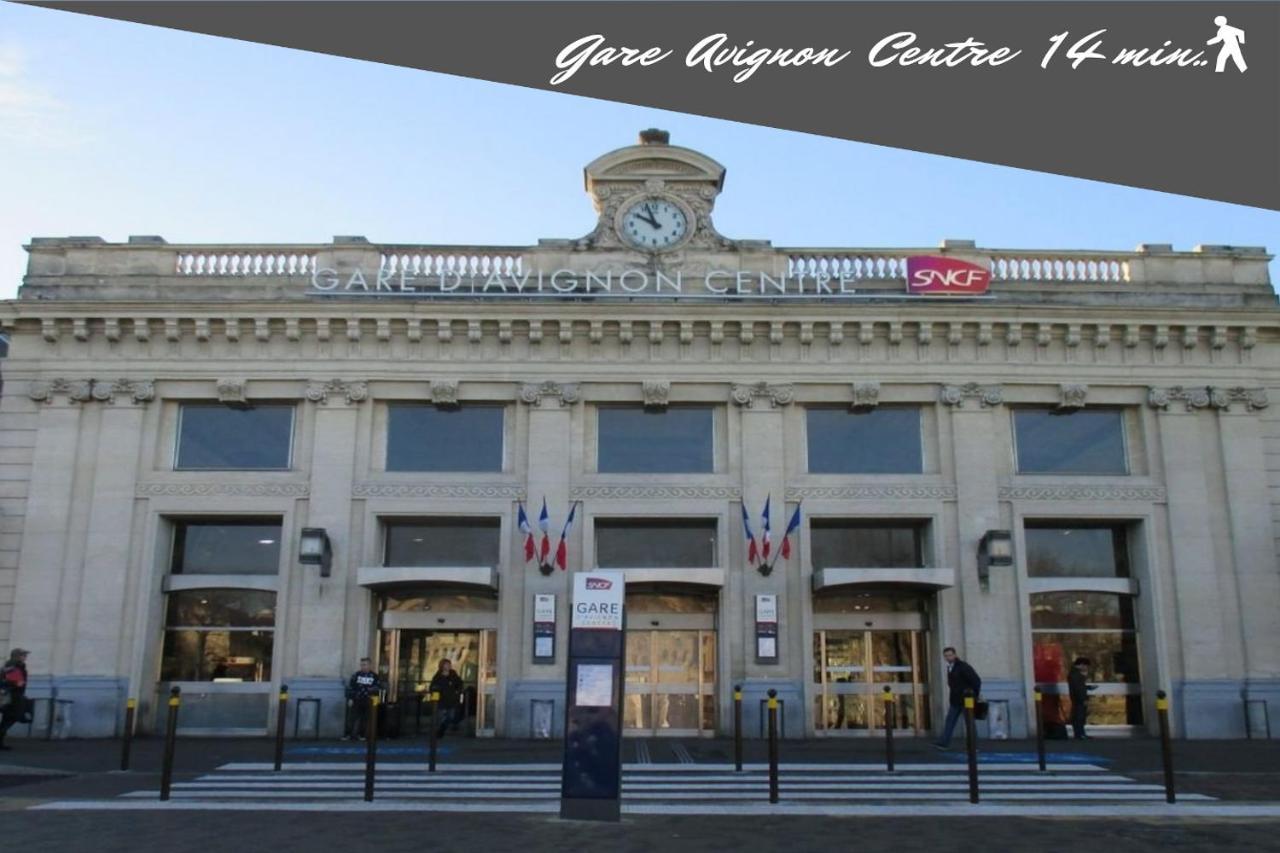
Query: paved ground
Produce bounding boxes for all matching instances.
[0,735,1278,850]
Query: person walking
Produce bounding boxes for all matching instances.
[343,657,381,741]
[428,659,465,740]
[934,646,982,750]
[1067,656,1098,740]
[0,649,30,751]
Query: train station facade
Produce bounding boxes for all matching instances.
[1,131,1278,741]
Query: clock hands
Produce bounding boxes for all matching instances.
[638,204,662,230]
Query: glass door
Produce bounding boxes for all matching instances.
[814,629,930,735]
[383,629,486,735]
[624,629,716,736]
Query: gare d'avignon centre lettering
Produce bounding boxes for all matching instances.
[307,256,992,299]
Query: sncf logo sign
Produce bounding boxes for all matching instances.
[905,256,991,295]
[585,577,614,590]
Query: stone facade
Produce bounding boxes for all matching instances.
[0,132,1278,740]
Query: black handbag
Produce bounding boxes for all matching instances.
[974,701,990,721]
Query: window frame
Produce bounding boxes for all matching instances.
[808,518,929,570]
[593,516,721,569]
[173,402,296,472]
[169,517,285,577]
[383,402,507,473]
[381,516,503,568]
[159,588,277,684]
[1011,407,1130,477]
[594,404,718,475]
[803,405,926,475]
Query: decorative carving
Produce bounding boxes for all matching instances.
[573,485,743,501]
[939,383,1003,408]
[1148,385,1213,411]
[1057,384,1088,411]
[1225,387,1270,411]
[851,382,880,410]
[136,482,310,498]
[94,379,156,405]
[786,485,958,501]
[27,378,92,404]
[216,379,247,404]
[305,379,369,405]
[353,483,524,499]
[430,380,460,409]
[730,382,794,408]
[999,485,1166,502]
[642,380,670,410]
[519,381,580,406]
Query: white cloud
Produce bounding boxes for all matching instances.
[0,41,75,147]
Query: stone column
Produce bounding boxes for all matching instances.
[732,382,799,737]
[66,381,154,736]
[1151,391,1234,737]
[944,383,1027,736]
[9,384,89,668]
[293,379,366,734]
[504,381,576,738]
[1216,394,1280,736]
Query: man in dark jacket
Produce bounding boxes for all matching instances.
[344,657,381,741]
[0,648,30,751]
[934,646,982,749]
[428,659,466,739]
[1067,656,1098,739]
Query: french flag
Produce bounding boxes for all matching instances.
[741,504,758,566]
[779,503,802,561]
[538,498,551,565]
[761,496,772,562]
[517,502,536,563]
[555,503,578,572]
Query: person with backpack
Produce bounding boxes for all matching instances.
[934,646,982,750]
[428,658,465,740]
[0,649,30,751]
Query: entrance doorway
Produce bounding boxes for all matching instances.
[813,628,930,734]
[379,628,498,735]
[622,587,718,737]
[624,629,716,736]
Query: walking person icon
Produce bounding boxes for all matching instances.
[1206,16,1247,73]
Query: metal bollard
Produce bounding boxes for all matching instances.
[963,689,979,804]
[120,697,136,772]
[733,685,743,772]
[364,695,380,802]
[766,688,779,804]
[1034,689,1046,772]
[1156,690,1175,804]
[273,685,289,772]
[428,691,440,773]
[159,686,181,802]
[883,685,895,772]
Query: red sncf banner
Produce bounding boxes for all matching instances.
[905,256,992,295]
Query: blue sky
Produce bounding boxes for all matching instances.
[2,3,1277,299]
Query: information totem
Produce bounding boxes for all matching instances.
[560,570,626,822]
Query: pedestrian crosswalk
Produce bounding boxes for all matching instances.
[32,760,1218,815]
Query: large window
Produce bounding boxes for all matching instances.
[384,518,501,567]
[1025,523,1129,579]
[598,406,714,473]
[810,520,925,569]
[596,519,718,568]
[386,404,504,472]
[806,408,923,474]
[175,403,294,470]
[1032,591,1142,725]
[171,520,283,575]
[1013,409,1127,475]
[160,589,276,682]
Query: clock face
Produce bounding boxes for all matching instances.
[620,198,689,250]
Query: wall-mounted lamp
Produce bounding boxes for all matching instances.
[977,529,1013,585]
[299,527,333,577]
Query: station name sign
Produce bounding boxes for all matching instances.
[571,572,625,630]
[308,256,992,300]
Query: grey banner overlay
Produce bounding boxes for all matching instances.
[27,1,1280,210]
